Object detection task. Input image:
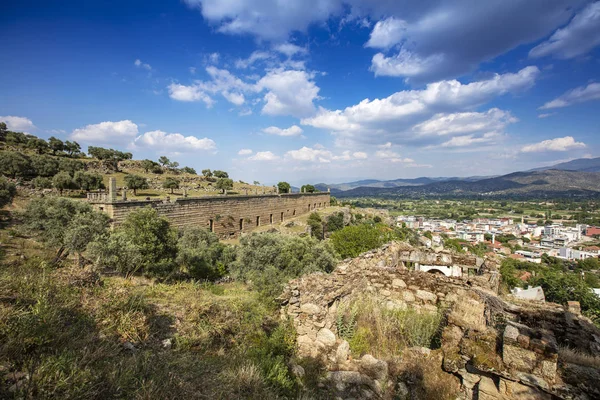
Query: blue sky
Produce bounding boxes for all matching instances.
[1,0,599,185]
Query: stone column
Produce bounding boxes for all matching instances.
[122,189,127,201]
[109,177,117,202]
[328,188,330,193]
[276,185,279,194]
[183,188,188,198]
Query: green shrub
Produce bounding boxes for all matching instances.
[177,227,229,280]
[330,223,398,259]
[230,233,338,299]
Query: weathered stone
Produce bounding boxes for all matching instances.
[415,289,437,303]
[336,340,350,363]
[401,290,415,302]
[392,279,407,288]
[459,370,481,389]
[499,378,552,399]
[504,325,520,343]
[380,289,391,297]
[300,303,321,315]
[540,360,557,382]
[503,344,537,372]
[477,376,501,400]
[359,354,388,382]
[316,328,337,347]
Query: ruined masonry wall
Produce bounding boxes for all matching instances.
[95,192,331,238]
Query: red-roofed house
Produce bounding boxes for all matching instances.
[586,227,600,237]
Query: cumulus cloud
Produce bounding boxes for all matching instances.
[365,17,406,49]
[71,120,139,144]
[539,82,600,109]
[184,0,580,81]
[168,83,215,106]
[168,66,320,117]
[238,148,253,155]
[302,67,538,147]
[520,136,586,153]
[538,113,555,118]
[263,125,303,137]
[134,59,152,71]
[248,151,280,161]
[257,69,320,117]
[134,130,216,152]
[273,42,307,57]
[0,116,35,133]
[284,146,367,163]
[374,149,413,163]
[413,108,517,136]
[353,151,368,159]
[529,1,600,59]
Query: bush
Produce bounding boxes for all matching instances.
[89,208,177,277]
[176,227,230,280]
[307,212,323,239]
[330,223,398,259]
[0,177,17,208]
[31,176,53,189]
[326,212,345,232]
[230,233,338,299]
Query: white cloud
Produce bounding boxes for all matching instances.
[134,59,152,71]
[529,1,600,59]
[222,91,246,105]
[439,132,502,148]
[374,149,412,163]
[208,52,220,64]
[168,83,214,106]
[263,125,303,137]
[248,151,280,161]
[238,148,253,155]
[302,67,538,146]
[538,113,555,118]
[286,146,333,163]
[353,151,368,159]
[71,120,138,144]
[134,130,216,152]
[189,67,197,74]
[0,116,35,133]
[371,49,445,79]
[235,51,273,69]
[520,136,587,153]
[257,69,320,117]
[539,82,600,109]
[413,108,517,136]
[184,0,579,80]
[365,17,406,49]
[273,42,307,57]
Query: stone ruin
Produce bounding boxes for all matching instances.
[279,241,600,399]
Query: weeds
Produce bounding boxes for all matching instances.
[559,346,600,368]
[336,294,446,358]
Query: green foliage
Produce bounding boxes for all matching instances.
[124,174,149,195]
[202,169,212,177]
[141,159,157,173]
[277,181,291,193]
[578,257,599,271]
[52,171,75,194]
[0,151,31,178]
[300,184,318,193]
[230,233,338,299]
[213,170,228,179]
[180,166,196,175]
[64,140,82,157]
[443,238,466,253]
[22,197,108,252]
[48,136,65,155]
[0,177,17,208]
[31,176,53,189]
[31,154,59,177]
[73,171,104,191]
[176,227,229,280]
[326,211,345,232]
[330,223,398,259]
[307,212,323,239]
[88,146,132,171]
[90,208,178,277]
[163,177,180,194]
[216,178,234,193]
[58,158,85,176]
[530,271,600,323]
[27,137,49,154]
[158,156,170,166]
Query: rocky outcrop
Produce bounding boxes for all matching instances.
[280,241,600,399]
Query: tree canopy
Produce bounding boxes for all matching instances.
[124,174,149,195]
[277,181,291,193]
[163,177,180,194]
[0,177,17,208]
[216,178,233,193]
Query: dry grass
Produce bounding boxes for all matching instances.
[336,294,445,359]
[559,346,600,368]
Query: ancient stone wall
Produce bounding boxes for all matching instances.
[92,192,330,238]
[280,242,600,399]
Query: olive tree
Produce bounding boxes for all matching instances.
[52,171,74,195]
[163,177,180,194]
[216,178,233,193]
[0,151,31,179]
[124,174,149,195]
[0,177,17,208]
[277,181,291,194]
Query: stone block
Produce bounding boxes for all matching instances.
[316,328,337,347]
[415,289,438,303]
[401,290,416,302]
[392,279,407,288]
[300,303,321,315]
[503,344,537,372]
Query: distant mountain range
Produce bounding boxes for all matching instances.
[315,157,600,199]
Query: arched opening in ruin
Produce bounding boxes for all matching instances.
[209,219,214,232]
[270,214,273,224]
[256,216,260,226]
[281,211,284,221]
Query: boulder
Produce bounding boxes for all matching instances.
[300,303,321,315]
[415,290,437,303]
[392,279,407,288]
[316,328,337,347]
[359,354,388,382]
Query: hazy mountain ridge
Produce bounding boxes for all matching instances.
[334,170,600,199]
[529,157,600,173]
